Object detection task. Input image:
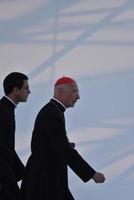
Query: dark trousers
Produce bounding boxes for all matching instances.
[0,178,20,200]
[0,190,11,200]
[0,189,20,200]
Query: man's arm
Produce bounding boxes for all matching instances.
[44,114,105,183]
[13,151,25,182]
[0,108,6,188]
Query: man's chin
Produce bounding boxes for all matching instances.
[21,98,28,102]
[71,103,75,107]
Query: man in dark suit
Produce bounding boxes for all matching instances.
[0,72,30,200]
[20,76,105,200]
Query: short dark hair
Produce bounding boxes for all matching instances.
[3,72,28,95]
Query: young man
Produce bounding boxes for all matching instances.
[21,76,105,200]
[0,72,30,200]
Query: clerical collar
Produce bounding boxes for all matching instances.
[52,98,66,110]
[5,96,17,107]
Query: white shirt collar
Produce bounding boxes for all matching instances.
[52,98,66,110]
[5,96,17,107]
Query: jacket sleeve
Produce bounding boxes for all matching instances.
[13,151,25,182]
[0,108,6,180]
[36,111,96,182]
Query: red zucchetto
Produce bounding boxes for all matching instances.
[55,76,76,86]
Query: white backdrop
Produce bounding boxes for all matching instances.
[0,0,134,199]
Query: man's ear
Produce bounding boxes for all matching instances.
[59,87,63,94]
[13,87,19,94]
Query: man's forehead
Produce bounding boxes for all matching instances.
[23,80,29,86]
[67,82,79,89]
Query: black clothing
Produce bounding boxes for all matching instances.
[0,97,25,200]
[21,99,96,200]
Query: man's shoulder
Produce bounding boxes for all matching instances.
[37,101,58,117]
[0,97,14,116]
[0,97,6,110]
[0,100,8,118]
[39,101,56,112]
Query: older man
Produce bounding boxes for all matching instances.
[21,76,105,200]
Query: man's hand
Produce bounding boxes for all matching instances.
[92,172,105,183]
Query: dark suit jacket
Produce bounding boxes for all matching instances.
[0,97,25,200]
[21,99,96,200]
